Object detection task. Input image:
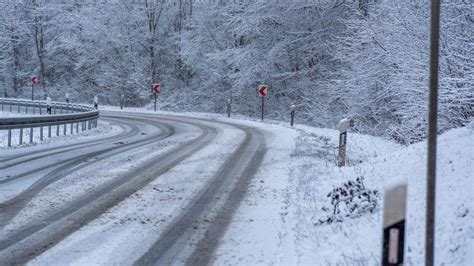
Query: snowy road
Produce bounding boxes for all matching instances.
[0,110,266,265]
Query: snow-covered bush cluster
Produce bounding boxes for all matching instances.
[317,177,379,225]
[0,1,472,143]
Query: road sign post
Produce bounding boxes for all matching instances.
[337,118,354,167]
[426,1,441,265]
[258,85,268,121]
[152,83,161,112]
[31,76,38,101]
[382,184,407,265]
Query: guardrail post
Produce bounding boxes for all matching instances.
[33,103,35,114]
[39,103,42,115]
[29,127,34,143]
[76,122,79,133]
[70,123,73,134]
[25,103,28,114]
[1,101,3,111]
[10,102,12,112]
[8,129,12,147]
[63,124,67,135]
[48,125,52,138]
[17,104,20,113]
[56,124,60,136]
[53,104,56,114]
[40,126,44,141]
[19,128,23,144]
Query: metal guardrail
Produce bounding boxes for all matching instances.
[0,98,99,147]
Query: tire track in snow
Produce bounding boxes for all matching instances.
[134,122,266,266]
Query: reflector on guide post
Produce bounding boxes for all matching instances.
[382,184,407,265]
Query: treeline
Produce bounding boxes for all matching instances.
[0,0,472,143]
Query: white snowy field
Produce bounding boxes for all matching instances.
[20,106,473,265]
[0,111,120,149]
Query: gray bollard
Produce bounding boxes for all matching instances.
[48,125,52,138]
[337,118,354,167]
[63,124,67,135]
[56,124,60,136]
[19,128,23,144]
[40,126,44,141]
[46,97,51,115]
[76,122,79,133]
[94,96,98,110]
[226,99,231,117]
[29,127,34,143]
[290,105,297,127]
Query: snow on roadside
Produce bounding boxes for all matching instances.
[213,118,473,265]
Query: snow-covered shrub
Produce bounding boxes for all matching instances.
[316,177,379,225]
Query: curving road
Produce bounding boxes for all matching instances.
[0,110,266,265]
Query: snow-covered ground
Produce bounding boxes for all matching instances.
[0,111,120,149]
[212,118,473,265]
[12,106,473,265]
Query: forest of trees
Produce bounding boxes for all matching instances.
[0,0,472,143]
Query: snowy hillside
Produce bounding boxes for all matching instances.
[213,119,473,265]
